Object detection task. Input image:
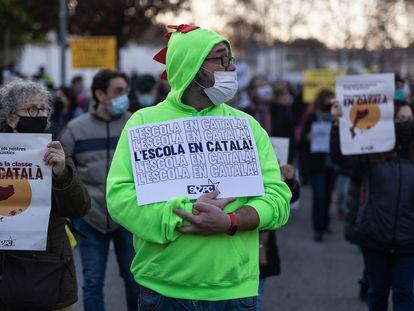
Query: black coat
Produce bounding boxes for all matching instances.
[343,173,362,243]
[269,105,296,163]
[330,124,414,253]
[0,155,91,310]
[260,178,300,278]
[300,112,334,180]
[246,105,296,163]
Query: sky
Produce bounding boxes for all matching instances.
[156,0,414,49]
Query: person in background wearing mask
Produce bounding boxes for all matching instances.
[106,24,291,311]
[0,79,90,311]
[330,100,414,311]
[273,86,293,110]
[70,75,90,113]
[300,89,336,242]
[247,76,296,163]
[246,78,298,310]
[60,69,138,311]
[129,74,158,112]
[34,66,54,89]
[395,75,407,101]
[50,86,83,139]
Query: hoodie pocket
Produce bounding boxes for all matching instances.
[229,235,249,267]
[141,234,252,287]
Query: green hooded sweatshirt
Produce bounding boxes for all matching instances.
[106,27,291,300]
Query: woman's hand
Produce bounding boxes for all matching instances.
[43,141,66,177]
[281,164,295,180]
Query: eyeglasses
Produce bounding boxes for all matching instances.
[204,56,235,68]
[18,106,51,117]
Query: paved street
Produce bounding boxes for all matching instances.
[74,186,370,311]
[263,186,368,311]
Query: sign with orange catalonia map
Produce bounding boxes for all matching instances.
[336,73,395,155]
[0,134,52,250]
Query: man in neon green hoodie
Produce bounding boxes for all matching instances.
[106,24,291,310]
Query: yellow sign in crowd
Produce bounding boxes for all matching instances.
[70,36,117,69]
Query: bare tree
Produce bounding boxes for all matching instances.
[217,0,414,51]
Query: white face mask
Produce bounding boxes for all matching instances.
[257,85,274,101]
[197,68,238,105]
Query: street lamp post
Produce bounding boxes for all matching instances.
[59,0,67,86]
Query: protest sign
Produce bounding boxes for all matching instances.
[303,70,345,103]
[310,122,332,153]
[127,117,265,205]
[336,73,395,155]
[0,134,52,251]
[70,36,117,69]
[270,137,290,166]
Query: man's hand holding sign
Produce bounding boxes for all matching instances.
[174,190,234,235]
[174,189,259,235]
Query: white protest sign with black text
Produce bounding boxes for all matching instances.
[0,134,52,251]
[270,137,290,166]
[127,117,264,205]
[336,73,395,155]
[310,122,332,153]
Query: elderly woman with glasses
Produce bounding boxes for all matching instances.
[0,79,90,311]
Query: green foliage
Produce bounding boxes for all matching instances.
[0,0,189,56]
[69,0,190,48]
[0,0,58,48]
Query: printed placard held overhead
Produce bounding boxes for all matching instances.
[336,73,395,155]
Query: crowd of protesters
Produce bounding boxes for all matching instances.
[1,25,414,310]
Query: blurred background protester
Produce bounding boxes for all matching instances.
[129,73,158,112]
[300,89,336,242]
[247,75,296,163]
[50,86,84,139]
[70,75,91,113]
[258,163,301,311]
[330,100,414,311]
[60,69,138,311]
[32,66,54,89]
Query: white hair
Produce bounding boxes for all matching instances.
[0,79,53,131]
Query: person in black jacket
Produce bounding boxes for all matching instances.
[330,99,414,311]
[257,163,300,311]
[246,76,296,163]
[300,90,336,242]
[0,79,90,311]
[50,86,83,139]
[245,76,300,310]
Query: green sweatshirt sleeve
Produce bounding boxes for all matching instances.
[245,119,292,230]
[106,118,193,245]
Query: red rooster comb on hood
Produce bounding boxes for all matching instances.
[153,24,200,81]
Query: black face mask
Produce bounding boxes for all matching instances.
[395,120,413,146]
[15,116,48,133]
[320,103,331,112]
